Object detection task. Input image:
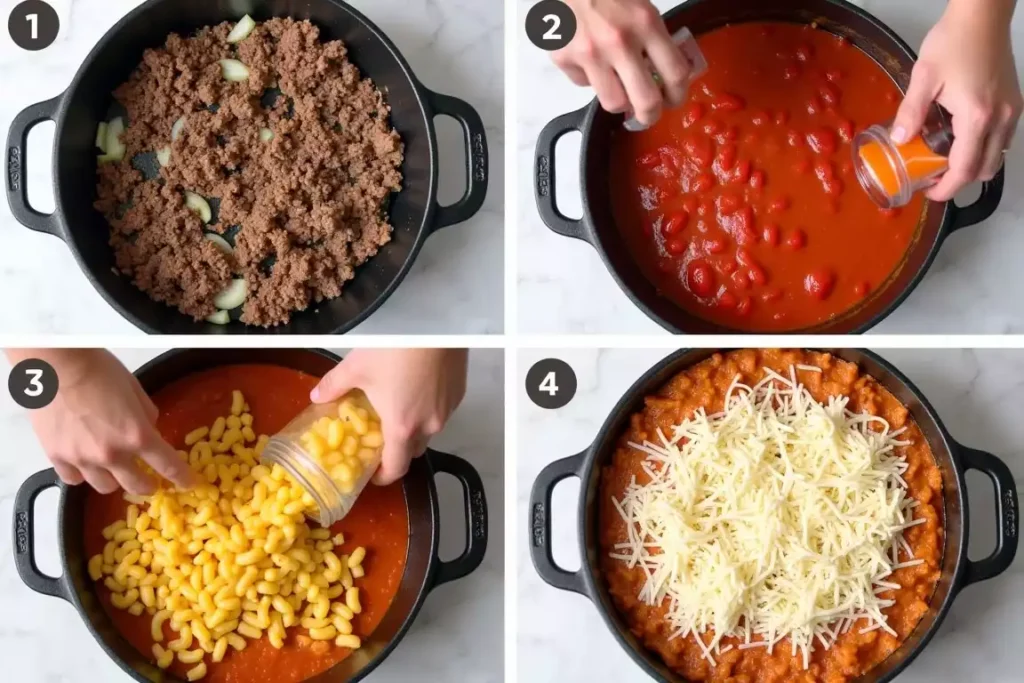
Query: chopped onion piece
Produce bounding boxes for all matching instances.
[214,278,247,310]
[184,191,212,223]
[206,310,230,325]
[102,117,126,162]
[171,117,185,141]
[219,59,250,82]
[226,14,256,43]
[204,232,233,254]
[156,147,171,166]
[259,128,274,142]
[95,122,108,152]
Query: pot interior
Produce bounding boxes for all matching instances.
[579,349,964,682]
[56,0,435,334]
[58,349,436,682]
[584,0,949,334]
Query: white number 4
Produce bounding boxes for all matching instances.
[539,371,559,396]
[24,368,44,397]
[26,13,38,40]
[542,14,561,40]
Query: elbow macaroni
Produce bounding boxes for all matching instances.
[296,392,383,495]
[86,390,373,680]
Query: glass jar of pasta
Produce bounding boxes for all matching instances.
[260,390,383,526]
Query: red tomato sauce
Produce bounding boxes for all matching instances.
[609,22,925,331]
[84,363,409,683]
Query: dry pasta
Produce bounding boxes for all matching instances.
[87,389,371,679]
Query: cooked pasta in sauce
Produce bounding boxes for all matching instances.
[84,364,409,683]
[599,350,943,683]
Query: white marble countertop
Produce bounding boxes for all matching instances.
[516,0,1024,334]
[0,0,504,335]
[517,348,1024,681]
[0,348,504,682]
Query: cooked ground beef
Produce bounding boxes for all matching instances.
[94,18,404,327]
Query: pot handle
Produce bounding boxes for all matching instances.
[535,106,589,242]
[529,451,586,595]
[426,449,488,590]
[425,90,488,231]
[6,95,64,239]
[13,468,69,601]
[944,166,1005,237]
[958,444,1019,590]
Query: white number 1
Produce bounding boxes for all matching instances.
[24,369,43,397]
[539,371,559,396]
[26,13,38,40]
[542,14,561,40]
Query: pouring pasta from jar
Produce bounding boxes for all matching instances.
[262,391,383,526]
[852,110,952,208]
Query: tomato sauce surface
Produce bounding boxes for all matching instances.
[84,363,409,683]
[599,350,944,683]
[609,23,925,331]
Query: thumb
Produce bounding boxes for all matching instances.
[311,360,356,403]
[892,64,940,144]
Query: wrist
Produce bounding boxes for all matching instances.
[944,0,1015,32]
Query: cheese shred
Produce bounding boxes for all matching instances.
[609,366,920,669]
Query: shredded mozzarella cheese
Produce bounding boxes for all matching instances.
[609,365,920,668]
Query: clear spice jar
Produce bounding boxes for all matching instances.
[852,113,952,208]
[261,390,383,526]
[623,26,709,132]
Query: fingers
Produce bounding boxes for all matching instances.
[373,424,424,486]
[612,49,663,126]
[140,433,198,490]
[583,61,630,114]
[80,465,119,495]
[311,362,355,404]
[109,462,157,496]
[978,106,1017,181]
[892,62,941,144]
[644,31,692,107]
[130,378,160,424]
[52,461,84,486]
[555,55,590,87]
[927,114,988,201]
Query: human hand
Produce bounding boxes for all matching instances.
[7,349,196,495]
[553,0,691,126]
[892,0,1022,200]
[310,349,469,485]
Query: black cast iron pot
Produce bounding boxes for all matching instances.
[13,348,489,682]
[530,348,1018,682]
[534,0,1004,334]
[6,0,488,334]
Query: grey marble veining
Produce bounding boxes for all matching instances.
[0,0,504,335]
[0,348,504,681]
[517,348,1024,681]
[517,0,1024,334]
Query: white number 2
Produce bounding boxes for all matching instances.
[24,368,44,397]
[26,13,38,40]
[539,371,559,396]
[542,14,561,40]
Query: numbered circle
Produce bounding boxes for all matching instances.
[525,0,577,51]
[526,358,577,410]
[8,358,59,409]
[8,0,59,51]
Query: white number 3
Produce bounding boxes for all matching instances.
[24,368,44,397]
[542,14,561,40]
[539,371,559,396]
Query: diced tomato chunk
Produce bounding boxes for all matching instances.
[803,269,836,299]
[749,170,766,189]
[736,295,753,316]
[665,236,687,255]
[717,143,738,171]
[762,223,780,246]
[661,211,689,236]
[806,127,838,154]
[819,82,841,107]
[681,101,705,128]
[692,172,715,193]
[712,93,746,111]
[687,261,716,297]
[785,228,807,249]
[748,263,768,286]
